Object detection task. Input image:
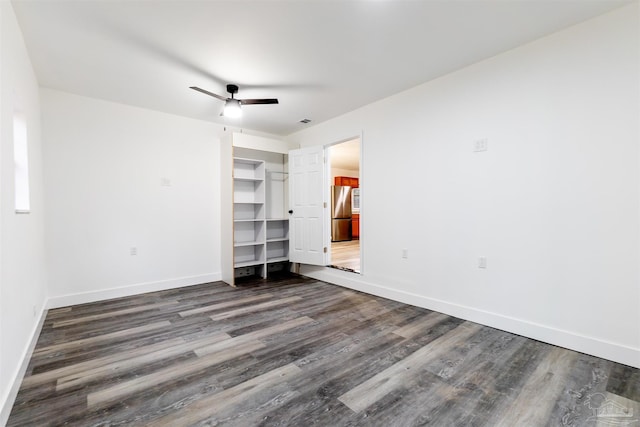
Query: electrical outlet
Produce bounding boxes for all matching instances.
[478,256,487,269]
[474,138,488,152]
[130,247,137,256]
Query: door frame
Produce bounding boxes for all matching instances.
[325,133,364,275]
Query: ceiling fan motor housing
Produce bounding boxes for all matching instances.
[227,84,239,97]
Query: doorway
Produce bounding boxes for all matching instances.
[328,138,360,273]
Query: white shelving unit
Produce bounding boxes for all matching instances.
[232,158,266,274]
[266,219,289,263]
[221,132,294,286]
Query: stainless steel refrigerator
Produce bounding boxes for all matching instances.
[331,185,352,242]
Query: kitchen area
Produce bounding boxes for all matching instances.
[329,138,360,273]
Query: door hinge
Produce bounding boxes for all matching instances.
[323,202,327,208]
[324,247,327,253]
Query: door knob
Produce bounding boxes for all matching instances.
[288,210,293,214]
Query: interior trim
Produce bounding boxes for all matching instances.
[299,265,640,369]
[0,301,47,426]
[46,273,222,309]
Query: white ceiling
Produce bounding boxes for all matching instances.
[12,0,629,136]
[330,138,360,172]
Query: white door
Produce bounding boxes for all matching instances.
[289,146,326,265]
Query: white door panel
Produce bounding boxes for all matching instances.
[289,146,326,265]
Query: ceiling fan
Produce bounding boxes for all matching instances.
[189,84,279,118]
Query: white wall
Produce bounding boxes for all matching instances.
[0,2,48,422]
[42,89,223,306]
[288,4,640,368]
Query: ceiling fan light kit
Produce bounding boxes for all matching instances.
[224,99,242,118]
[190,84,278,119]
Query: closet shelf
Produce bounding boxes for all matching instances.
[267,237,288,243]
[234,240,264,247]
[234,260,264,268]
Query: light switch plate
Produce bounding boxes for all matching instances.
[474,139,488,152]
[478,256,487,268]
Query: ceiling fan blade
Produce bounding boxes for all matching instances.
[239,98,279,105]
[189,86,228,101]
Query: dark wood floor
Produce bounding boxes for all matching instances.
[7,274,640,426]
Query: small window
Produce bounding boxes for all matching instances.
[13,113,30,213]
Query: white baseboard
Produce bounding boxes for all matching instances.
[1,273,222,425]
[46,273,222,309]
[0,300,48,427]
[3,268,636,426]
[300,266,640,369]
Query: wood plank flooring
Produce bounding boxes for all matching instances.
[331,240,360,273]
[7,274,640,426]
